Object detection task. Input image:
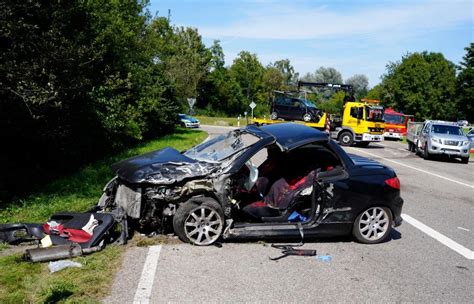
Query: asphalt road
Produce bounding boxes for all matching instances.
[105,126,473,303]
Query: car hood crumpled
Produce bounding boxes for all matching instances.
[111,147,219,184]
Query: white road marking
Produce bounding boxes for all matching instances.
[133,245,162,304]
[457,226,470,232]
[348,148,474,189]
[402,214,474,260]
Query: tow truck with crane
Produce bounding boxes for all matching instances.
[252,81,385,146]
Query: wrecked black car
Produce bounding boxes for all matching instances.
[97,123,403,246]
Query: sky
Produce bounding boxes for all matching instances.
[148,0,473,87]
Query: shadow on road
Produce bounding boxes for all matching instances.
[417,155,470,164]
[351,145,384,150]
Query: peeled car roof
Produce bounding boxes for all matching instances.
[247,123,329,151]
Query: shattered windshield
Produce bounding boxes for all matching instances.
[184,130,260,162]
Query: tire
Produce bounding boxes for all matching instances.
[339,131,354,146]
[461,156,469,164]
[173,198,224,246]
[270,112,278,120]
[303,113,312,122]
[423,144,431,160]
[352,206,393,244]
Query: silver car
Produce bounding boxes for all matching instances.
[467,128,474,150]
[417,121,470,164]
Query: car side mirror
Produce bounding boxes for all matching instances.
[316,166,349,183]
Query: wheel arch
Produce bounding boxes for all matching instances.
[337,127,355,138]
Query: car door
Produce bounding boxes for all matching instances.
[420,123,430,150]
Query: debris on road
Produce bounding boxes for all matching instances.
[269,244,317,261]
[316,255,332,263]
[48,260,83,273]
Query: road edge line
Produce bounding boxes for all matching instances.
[133,245,162,304]
[402,214,473,260]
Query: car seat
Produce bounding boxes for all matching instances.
[242,170,315,222]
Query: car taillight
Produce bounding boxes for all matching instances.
[385,177,400,190]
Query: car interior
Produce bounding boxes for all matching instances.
[230,142,343,223]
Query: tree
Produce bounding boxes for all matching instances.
[209,40,225,71]
[197,40,245,116]
[365,84,383,100]
[271,59,298,89]
[303,67,343,83]
[261,66,285,113]
[456,43,474,122]
[380,52,457,120]
[162,26,211,107]
[0,1,180,200]
[346,74,369,100]
[229,51,265,114]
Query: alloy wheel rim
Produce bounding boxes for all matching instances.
[184,205,223,245]
[358,207,389,241]
[303,114,311,121]
[342,135,351,144]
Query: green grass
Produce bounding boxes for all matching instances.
[196,115,248,127]
[0,128,207,303]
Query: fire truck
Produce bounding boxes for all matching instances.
[383,108,414,140]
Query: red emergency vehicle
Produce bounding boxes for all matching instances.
[383,108,413,139]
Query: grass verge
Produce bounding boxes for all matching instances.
[0,128,207,303]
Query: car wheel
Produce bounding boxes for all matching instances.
[303,113,312,122]
[270,112,278,120]
[461,156,469,164]
[339,131,354,146]
[173,198,224,246]
[423,145,431,160]
[353,206,393,244]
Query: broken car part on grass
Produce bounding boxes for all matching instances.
[0,212,118,262]
[1,123,404,261]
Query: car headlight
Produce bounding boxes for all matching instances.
[462,141,469,145]
[431,137,441,143]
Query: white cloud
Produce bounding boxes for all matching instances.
[199,0,473,40]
